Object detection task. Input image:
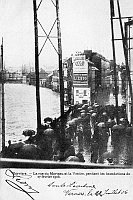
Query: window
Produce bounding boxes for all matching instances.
[84,90,87,96]
[76,90,79,96]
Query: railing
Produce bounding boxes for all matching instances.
[0,158,132,169]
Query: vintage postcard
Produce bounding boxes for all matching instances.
[0,0,133,199]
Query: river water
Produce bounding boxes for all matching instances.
[1,83,133,165]
[2,83,60,146]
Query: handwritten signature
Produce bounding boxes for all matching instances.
[48,181,128,197]
[5,169,39,200]
[4,169,129,199]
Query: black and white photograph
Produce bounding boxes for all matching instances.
[0,0,133,199]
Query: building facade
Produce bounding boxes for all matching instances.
[52,69,59,92]
[61,50,112,105]
[72,52,92,104]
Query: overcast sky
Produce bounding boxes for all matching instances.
[0,0,133,71]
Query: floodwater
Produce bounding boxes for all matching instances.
[2,83,60,146]
[0,83,133,166]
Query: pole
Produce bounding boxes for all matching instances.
[1,38,5,150]
[110,0,119,124]
[33,0,41,130]
[124,21,130,122]
[128,22,131,64]
[56,0,64,117]
[117,0,133,123]
[56,0,65,157]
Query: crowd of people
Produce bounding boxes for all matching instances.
[3,102,133,165]
[49,102,133,164]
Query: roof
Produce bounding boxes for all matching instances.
[47,72,53,77]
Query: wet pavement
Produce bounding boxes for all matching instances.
[73,130,133,165]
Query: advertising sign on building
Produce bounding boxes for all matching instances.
[73,73,88,86]
[73,54,88,73]
[74,87,91,104]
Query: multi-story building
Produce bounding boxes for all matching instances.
[45,73,53,89]
[3,70,23,83]
[72,52,93,104]
[27,72,36,85]
[84,50,111,92]
[39,69,48,87]
[45,50,112,106]
[52,69,59,92]
[63,50,112,105]
[63,60,68,105]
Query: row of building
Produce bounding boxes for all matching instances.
[45,50,113,105]
[3,50,115,106]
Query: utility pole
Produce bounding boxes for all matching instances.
[117,0,133,123]
[32,0,65,131]
[1,38,5,150]
[128,21,131,64]
[125,19,133,123]
[32,0,65,155]
[110,0,119,124]
[56,0,65,157]
[33,0,41,130]
[56,0,64,117]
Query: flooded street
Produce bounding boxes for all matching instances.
[1,83,133,165]
[3,83,60,145]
